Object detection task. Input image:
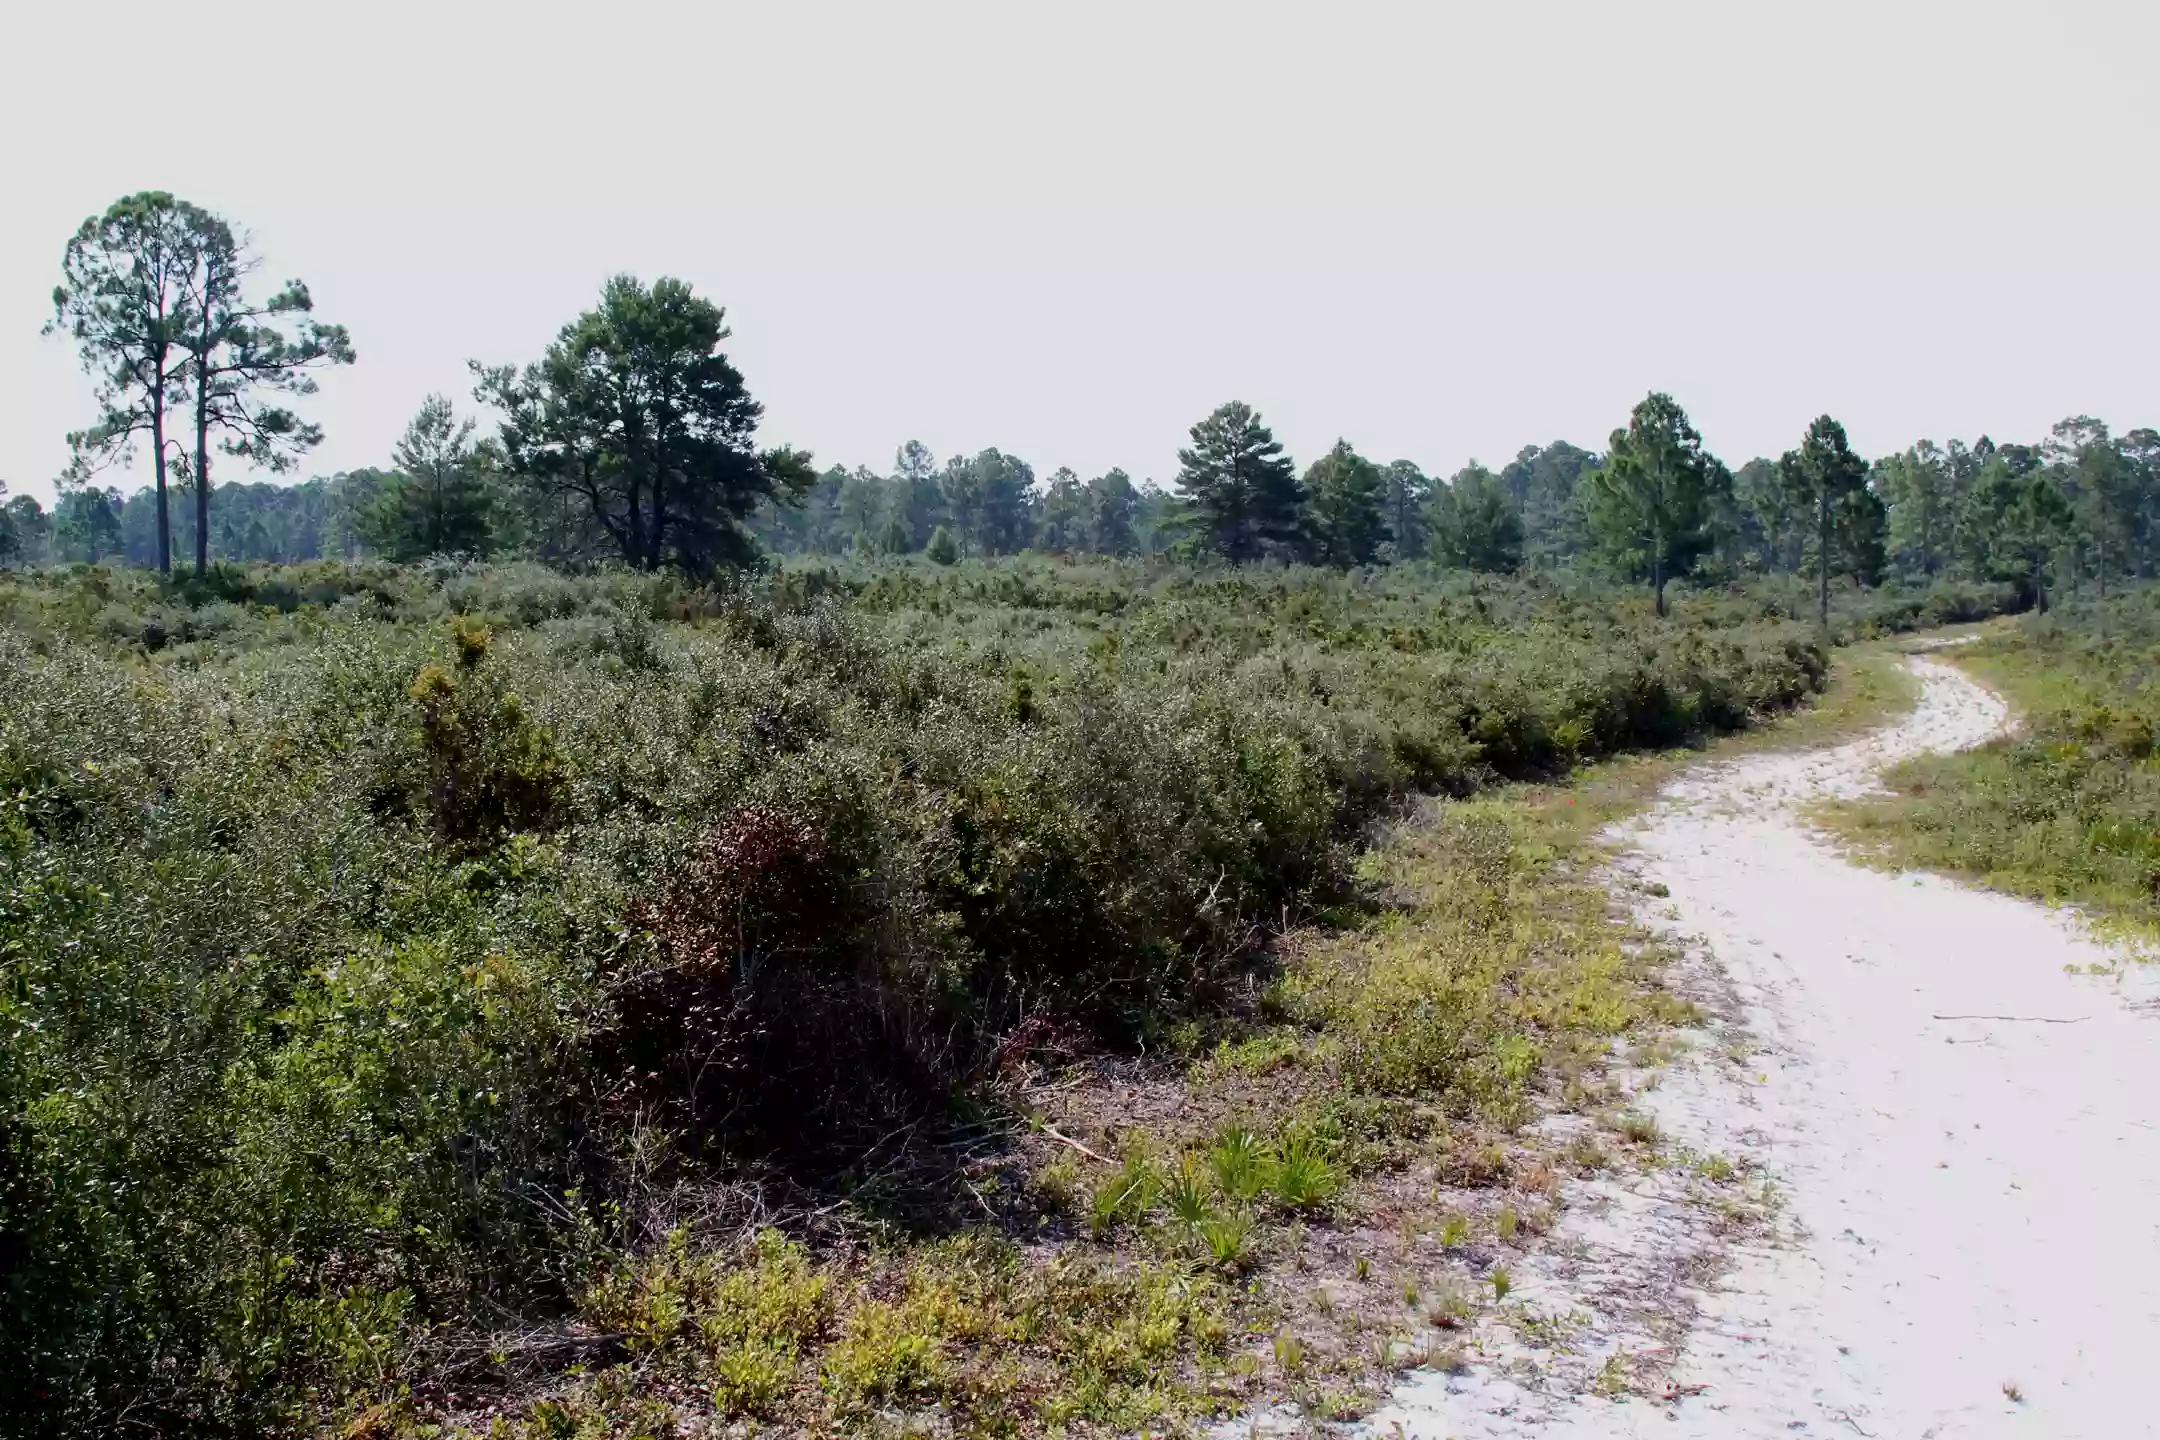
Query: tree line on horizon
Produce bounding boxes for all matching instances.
[18,192,2158,620]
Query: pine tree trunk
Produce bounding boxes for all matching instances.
[623,478,645,570]
[650,472,668,571]
[150,390,171,576]
[1817,488,1831,630]
[194,408,211,579]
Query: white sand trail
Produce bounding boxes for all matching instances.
[1368,654,2160,1440]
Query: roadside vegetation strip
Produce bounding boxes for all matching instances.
[1822,591,2160,945]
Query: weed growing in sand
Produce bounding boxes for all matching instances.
[1424,1281,1473,1330]
[1420,1336,1469,1372]
[1691,1151,1738,1183]
[1492,1268,1512,1301]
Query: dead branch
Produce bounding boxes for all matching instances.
[1039,1123,1114,1165]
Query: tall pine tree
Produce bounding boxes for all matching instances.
[171,206,353,577]
[1175,401,1303,563]
[48,192,208,574]
[1777,415,1874,628]
[479,275,812,572]
[361,394,495,559]
[1303,440,1388,567]
[1583,393,1726,615]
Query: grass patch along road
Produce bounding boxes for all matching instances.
[1823,594,2160,945]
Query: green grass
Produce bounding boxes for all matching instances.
[1824,592,2160,942]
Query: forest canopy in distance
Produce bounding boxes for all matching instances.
[20,190,2158,623]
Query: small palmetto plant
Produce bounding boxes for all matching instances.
[1088,1152,1160,1237]
[1208,1127,1271,1203]
[1272,1131,1342,1210]
[1162,1154,1214,1226]
[1197,1210,1255,1269]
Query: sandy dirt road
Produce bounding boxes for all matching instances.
[1367,653,2160,1440]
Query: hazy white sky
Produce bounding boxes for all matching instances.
[3,0,2156,502]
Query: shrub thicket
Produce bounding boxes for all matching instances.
[0,557,1850,1432]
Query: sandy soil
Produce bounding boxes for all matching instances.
[1362,654,2160,1440]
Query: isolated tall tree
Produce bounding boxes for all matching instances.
[1777,416,1872,628]
[48,192,210,573]
[362,395,493,559]
[1583,393,1725,615]
[1380,460,1432,559]
[1304,440,1389,567]
[1431,464,1525,573]
[478,275,812,572]
[1175,401,1303,563]
[172,209,354,576]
